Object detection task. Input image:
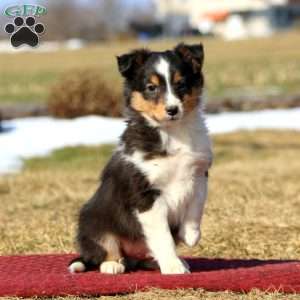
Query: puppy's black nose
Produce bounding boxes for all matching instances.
[166,106,179,116]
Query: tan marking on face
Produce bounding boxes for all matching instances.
[173,71,183,83]
[131,91,167,122]
[99,233,122,262]
[183,87,201,113]
[150,74,160,86]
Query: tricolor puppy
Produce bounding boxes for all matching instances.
[69,43,213,275]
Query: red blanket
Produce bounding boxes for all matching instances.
[0,254,299,297]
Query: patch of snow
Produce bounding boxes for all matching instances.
[1,108,300,175]
[206,108,300,134]
[0,116,125,174]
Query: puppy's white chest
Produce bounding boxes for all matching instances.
[138,137,200,222]
[124,114,212,225]
[147,146,197,187]
[147,127,206,184]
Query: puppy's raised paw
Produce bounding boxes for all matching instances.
[179,226,201,247]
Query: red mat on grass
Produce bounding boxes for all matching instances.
[1,254,300,297]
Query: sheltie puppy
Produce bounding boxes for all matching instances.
[69,43,213,275]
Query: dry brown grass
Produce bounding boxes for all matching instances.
[24,289,300,300]
[1,130,300,299]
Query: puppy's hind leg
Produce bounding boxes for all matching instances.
[99,234,125,274]
[69,234,106,273]
[70,233,125,274]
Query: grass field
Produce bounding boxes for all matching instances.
[1,130,300,299]
[0,32,300,104]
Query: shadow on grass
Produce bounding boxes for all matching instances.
[185,257,298,272]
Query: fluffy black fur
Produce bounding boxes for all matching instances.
[74,152,160,266]
[121,110,166,158]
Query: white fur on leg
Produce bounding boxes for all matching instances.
[69,261,86,273]
[136,199,189,275]
[179,176,207,247]
[100,261,125,274]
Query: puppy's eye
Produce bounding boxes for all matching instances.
[146,84,158,93]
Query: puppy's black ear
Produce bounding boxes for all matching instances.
[174,43,204,73]
[117,49,150,79]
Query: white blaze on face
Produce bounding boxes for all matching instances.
[155,57,182,109]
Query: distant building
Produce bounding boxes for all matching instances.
[154,0,300,39]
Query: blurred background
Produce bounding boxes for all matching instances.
[0,0,300,121]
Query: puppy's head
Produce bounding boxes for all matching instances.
[117,43,204,125]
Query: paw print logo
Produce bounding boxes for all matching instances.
[5,16,45,48]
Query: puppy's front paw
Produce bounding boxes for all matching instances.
[100,261,125,274]
[160,258,190,274]
[179,226,201,247]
